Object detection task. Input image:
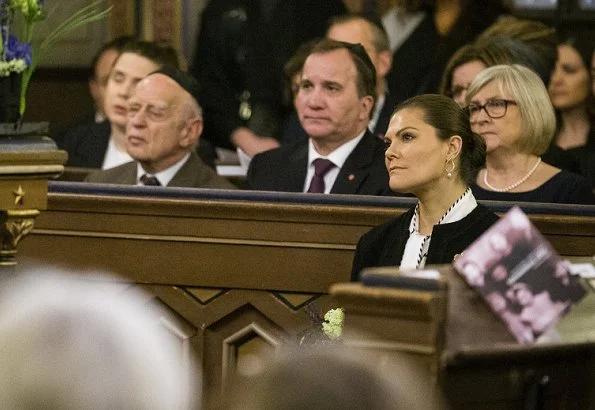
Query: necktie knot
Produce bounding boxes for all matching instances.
[312,158,335,177]
[140,174,161,186]
[307,158,335,193]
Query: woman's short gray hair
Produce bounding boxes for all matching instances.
[466,64,556,155]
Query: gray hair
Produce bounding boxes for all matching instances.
[0,269,198,409]
[466,64,556,155]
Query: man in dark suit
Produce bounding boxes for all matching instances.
[86,68,236,190]
[283,14,397,143]
[246,39,389,195]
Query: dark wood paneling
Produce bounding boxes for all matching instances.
[13,186,595,408]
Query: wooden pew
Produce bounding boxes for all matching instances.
[57,165,247,188]
[15,182,595,407]
[331,265,595,409]
[57,167,93,182]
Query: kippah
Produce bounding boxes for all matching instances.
[338,41,377,79]
[150,66,201,106]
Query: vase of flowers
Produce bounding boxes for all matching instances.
[0,0,111,131]
[0,72,20,123]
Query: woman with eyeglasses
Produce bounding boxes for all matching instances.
[466,64,594,204]
[439,35,582,175]
[351,94,499,280]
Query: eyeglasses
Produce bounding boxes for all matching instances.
[465,99,517,119]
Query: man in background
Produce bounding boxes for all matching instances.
[285,14,395,142]
[58,40,180,169]
[327,14,394,138]
[51,36,132,142]
[88,36,134,122]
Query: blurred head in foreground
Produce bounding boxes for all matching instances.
[0,269,197,410]
[222,347,440,410]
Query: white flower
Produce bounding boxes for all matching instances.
[324,308,344,325]
[322,308,344,340]
[0,59,27,76]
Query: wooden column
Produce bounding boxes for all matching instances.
[140,0,182,52]
[108,0,136,38]
[0,123,66,267]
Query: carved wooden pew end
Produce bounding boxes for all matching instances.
[330,281,447,368]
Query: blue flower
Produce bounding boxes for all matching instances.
[5,35,31,65]
[1,0,110,116]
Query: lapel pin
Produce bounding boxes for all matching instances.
[348,174,355,181]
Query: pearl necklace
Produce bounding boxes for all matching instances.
[483,157,542,192]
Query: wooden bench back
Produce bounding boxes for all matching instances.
[14,182,595,407]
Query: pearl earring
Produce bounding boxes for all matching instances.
[445,159,455,178]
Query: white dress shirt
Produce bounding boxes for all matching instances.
[400,189,477,270]
[102,138,133,170]
[369,93,386,134]
[136,153,190,187]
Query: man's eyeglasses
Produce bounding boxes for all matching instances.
[465,99,517,119]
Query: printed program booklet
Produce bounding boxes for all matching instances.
[453,206,586,344]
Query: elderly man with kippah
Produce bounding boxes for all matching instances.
[85,67,236,189]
